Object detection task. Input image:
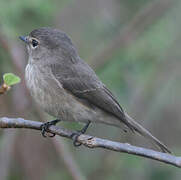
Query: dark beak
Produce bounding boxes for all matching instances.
[19,36,28,44]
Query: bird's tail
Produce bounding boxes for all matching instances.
[124,112,171,154]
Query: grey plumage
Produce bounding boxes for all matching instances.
[21,27,171,153]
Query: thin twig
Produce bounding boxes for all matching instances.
[0,117,181,168]
[0,84,10,95]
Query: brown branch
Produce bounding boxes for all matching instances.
[0,84,10,95]
[0,117,181,168]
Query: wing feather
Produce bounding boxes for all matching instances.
[50,60,134,130]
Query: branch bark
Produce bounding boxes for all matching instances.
[0,117,180,168]
[0,84,10,95]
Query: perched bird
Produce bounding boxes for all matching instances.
[19,27,171,153]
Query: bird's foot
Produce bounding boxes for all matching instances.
[41,119,61,138]
[71,121,91,147]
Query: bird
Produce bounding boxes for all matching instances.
[19,27,171,153]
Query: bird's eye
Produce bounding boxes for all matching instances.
[31,39,39,48]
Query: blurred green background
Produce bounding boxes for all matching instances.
[0,0,181,179]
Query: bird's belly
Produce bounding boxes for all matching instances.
[25,64,111,123]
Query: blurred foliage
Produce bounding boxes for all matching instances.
[0,0,70,38]
[0,0,181,180]
[3,73,21,86]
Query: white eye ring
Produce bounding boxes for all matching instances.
[31,39,39,49]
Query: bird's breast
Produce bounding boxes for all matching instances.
[25,63,95,122]
[25,63,120,127]
[25,63,49,106]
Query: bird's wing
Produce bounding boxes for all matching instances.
[50,60,172,153]
[50,60,134,130]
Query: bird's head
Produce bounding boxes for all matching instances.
[19,27,77,64]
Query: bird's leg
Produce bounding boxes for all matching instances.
[71,121,91,147]
[41,119,61,138]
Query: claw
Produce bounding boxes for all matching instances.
[41,119,60,138]
[71,121,91,147]
[71,131,82,146]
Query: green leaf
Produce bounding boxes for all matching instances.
[3,73,21,86]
